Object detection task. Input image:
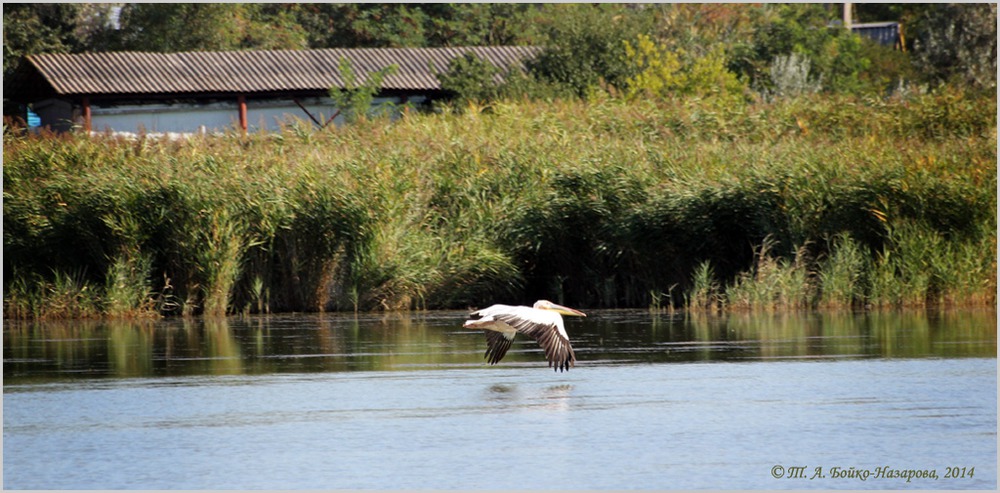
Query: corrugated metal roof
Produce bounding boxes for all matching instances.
[25,46,541,97]
[851,22,902,48]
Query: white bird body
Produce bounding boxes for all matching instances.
[463,300,585,372]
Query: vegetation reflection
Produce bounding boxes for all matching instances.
[3,310,995,383]
[680,310,996,360]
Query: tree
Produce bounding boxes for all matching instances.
[3,4,82,79]
[433,52,501,106]
[112,4,307,52]
[329,58,399,124]
[910,4,997,89]
[526,4,647,98]
[240,4,310,50]
[288,3,543,49]
[731,4,873,94]
[290,4,429,48]
[419,4,543,46]
[647,3,762,60]
[73,4,127,53]
[622,34,747,103]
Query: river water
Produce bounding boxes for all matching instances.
[3,309,997,489]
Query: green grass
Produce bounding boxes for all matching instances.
[725,239,815,311]
[3,90,996,317]
[685,260,720,312]
[817,234,866,308]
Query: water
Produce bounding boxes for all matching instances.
[4,309,997,489]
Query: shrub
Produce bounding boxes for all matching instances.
[734,4,872,94]
[433,52,501,106]
[329,57,399,123]
[526,4,643,98]
[622,35,748,104]
[910,3,997,90]
[769,52,821,97]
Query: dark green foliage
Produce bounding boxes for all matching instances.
[526,4,646,98]
[289,4,543,48]
[504,166,648,306]
[112,4,308,51]
[732,4,872,94]
[263,182,371,312]
[636,180,794,290]
[2,3,82,77]
[855,37,916,94]
[909,3,997,89]
[434,52,502,105]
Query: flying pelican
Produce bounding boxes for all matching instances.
[463,300,586,372]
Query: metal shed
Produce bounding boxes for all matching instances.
[9,46,540,134]
[851,22,904,50]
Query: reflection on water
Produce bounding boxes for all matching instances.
[3,309,996,490]
[485,383,574,413]
[3,309,996,383]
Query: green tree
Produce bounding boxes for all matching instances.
[647,3,763,59]
[3,4,82,79]
[240,4,310,50]
[526,4,647,98]
[290,4,429,48]
[732,4,873,94]
[433,52,501,106]
[329,57,399,124]
[419,4,544,46]
[910,3,997,89]
[115,4,242,51]
[622,34,747,103]
[72,4,127,53]
[113,4,307,52]
[289,3,543,48]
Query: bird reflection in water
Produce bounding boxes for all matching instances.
[485,383,574,412]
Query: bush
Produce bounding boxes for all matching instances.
[433,52,501,106]
[526,4,644,98]
[329,57,399,123]
[733,4,872,94]
[769,52,821,97]
[910,3,997,90]
[623,35,748,104]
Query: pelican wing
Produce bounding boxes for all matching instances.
[483,330,515,365]
[474,304,576,372]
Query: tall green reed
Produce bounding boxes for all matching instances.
[3,93,995,317]
[817,234,866,308]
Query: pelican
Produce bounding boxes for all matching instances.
[463,300,586,372]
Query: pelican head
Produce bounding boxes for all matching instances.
[532,300,586,317]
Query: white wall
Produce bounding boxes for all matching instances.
[87,96,423,135]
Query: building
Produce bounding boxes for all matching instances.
[851,22,904,50]
[7,46,540,135]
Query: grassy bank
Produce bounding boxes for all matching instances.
[3,91,996,318]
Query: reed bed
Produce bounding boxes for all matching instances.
[3,92,996,317]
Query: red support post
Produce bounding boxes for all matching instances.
[82,96,92,133]
[238,94,248,133]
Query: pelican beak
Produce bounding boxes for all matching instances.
[550,302,586,317]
